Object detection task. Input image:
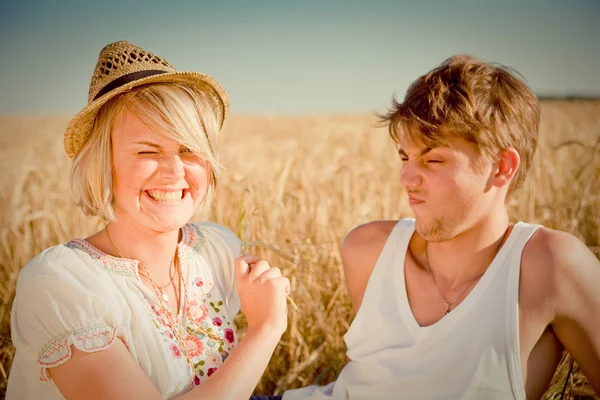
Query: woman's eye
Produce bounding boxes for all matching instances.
[138,151,157,155]
[427,160,442,164]
[180,148,193,153]
[400,157,408,162]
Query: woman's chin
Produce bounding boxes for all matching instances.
[154,214,193,230]
[138,194,198,228]
[133,209,194,233]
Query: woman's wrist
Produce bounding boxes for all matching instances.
[243,324,285,346]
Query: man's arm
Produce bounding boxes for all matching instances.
[341,221,398,313]
[543,230,600,394]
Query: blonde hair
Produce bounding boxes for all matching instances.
[71,83,223,221]
[380,55,541,198]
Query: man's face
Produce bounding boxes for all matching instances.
[398,136,496,242]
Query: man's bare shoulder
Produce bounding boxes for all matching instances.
[341,220,401,312]
[524,227,595,274]
[522,226,599,311]
[342,220,399,254]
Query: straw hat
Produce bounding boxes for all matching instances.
[64,40,229,159]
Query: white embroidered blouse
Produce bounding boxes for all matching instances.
[7,221,241,399]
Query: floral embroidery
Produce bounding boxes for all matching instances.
[224,328,235,343]
[64,223,201,278]
[65,241,137,277]
[153,306,173,327]
[170,343,182,358]
[146,278,237,385]
[188,300,209,322]
[209,300,223,313]
[183,335,204,358]
[179,224,206,265]
[194,277,204,287]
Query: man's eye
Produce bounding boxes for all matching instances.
[427,160,442,163]
[138,151,157,155]
[400,157,408,162]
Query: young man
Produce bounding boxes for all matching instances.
[284,56,600,399]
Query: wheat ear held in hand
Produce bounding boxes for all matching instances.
[240,210,299,311]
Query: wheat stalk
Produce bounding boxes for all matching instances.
[239,208,299,311]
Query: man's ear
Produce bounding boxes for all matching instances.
[493,147,520,187]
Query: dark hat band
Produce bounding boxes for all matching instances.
[93,70,168,101]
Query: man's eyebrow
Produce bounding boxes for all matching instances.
[397,147,433,157]
[133,141,161,148]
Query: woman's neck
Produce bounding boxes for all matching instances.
[103,219,181,278]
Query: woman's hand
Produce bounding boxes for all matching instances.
[235,254,290,336]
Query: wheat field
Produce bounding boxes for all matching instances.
[0,100,599,399]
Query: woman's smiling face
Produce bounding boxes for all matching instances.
[110,110,210,233]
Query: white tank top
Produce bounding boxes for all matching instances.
[284,219,540,400]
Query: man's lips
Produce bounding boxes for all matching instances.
[407,195,425,205]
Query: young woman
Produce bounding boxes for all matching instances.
[7,41,287,400]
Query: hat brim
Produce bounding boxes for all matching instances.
[64,71,229,159]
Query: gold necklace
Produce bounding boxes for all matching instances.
[138,265,176,301]
[105,226,177,303]
[138,263,176,303]
[426,226,510,315]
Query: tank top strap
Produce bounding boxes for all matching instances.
[374,219,416,277]
[343,219,415,346]
[505,221,542,288]
[503,221,542,400]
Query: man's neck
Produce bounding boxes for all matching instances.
[424,212,511,286]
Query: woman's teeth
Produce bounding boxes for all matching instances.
[146,190,183,202]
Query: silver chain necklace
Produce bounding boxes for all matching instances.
[426,226,510,315]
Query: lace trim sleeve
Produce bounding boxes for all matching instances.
[38,322,123,382]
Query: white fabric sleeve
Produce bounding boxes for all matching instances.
[10,245,123,382]
[190,222,242,316]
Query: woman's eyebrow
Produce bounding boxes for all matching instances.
[133,141,161,148]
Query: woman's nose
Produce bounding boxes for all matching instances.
[162,154,185,180]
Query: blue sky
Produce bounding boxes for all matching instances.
[1,0,598,115]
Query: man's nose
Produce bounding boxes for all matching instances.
[399,162,423,188]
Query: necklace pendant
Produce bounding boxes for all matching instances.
[441,301,451,315]
[161,292,170,302]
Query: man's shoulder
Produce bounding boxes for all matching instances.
[521,225,598,305]
[341,219,410,274]
[341,219,407,312]
[342,220,403,257]
[523,226,591,272]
